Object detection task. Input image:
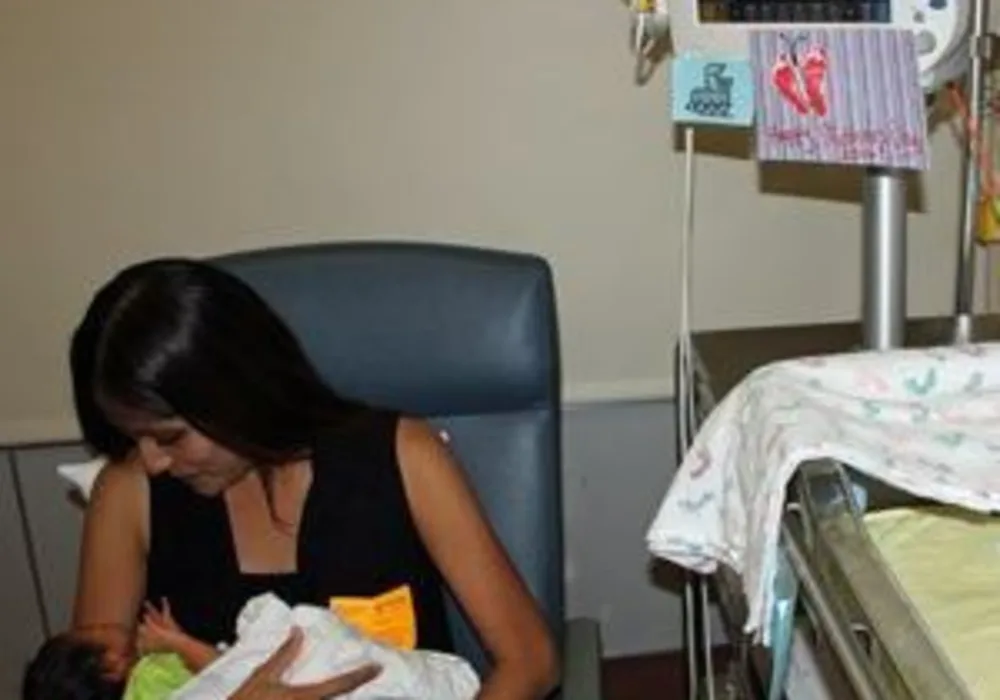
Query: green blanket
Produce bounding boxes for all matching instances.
[123,653,193,700]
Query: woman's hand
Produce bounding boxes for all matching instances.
[230,628,380,700]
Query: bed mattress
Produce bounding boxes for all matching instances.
[864,505,1000,699]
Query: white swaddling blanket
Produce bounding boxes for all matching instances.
[646,342,1000,645]
[172,593,480,699]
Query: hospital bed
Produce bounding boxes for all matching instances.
[683,314,1000,700]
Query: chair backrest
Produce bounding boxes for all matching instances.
[213,242,564,671]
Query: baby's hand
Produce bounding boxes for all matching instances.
[137,598,192,655]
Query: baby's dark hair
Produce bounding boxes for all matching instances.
[23,634,124,700]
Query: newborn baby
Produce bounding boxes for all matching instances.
[25,594,479,700]
[24,604,217,700]
[174,593,479,699]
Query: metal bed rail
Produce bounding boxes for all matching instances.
[787,461,974,700]
[782,508,884,700]
[684,356,972,699]
[679,317,1000,700]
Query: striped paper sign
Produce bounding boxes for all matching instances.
[750,28,929,170]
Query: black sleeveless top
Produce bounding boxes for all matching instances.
[145,410,454,651]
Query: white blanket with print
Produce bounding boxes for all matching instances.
[646,343,1000,644]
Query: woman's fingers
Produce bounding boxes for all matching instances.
[232,628,381,699]
[288,664,381,699]
[247,627,305,683]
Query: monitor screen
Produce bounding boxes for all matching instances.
[697,0,893,23]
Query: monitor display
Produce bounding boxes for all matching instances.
[697,0,893,23]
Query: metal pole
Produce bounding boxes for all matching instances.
[954,0,991,343]
[862,168,907,349]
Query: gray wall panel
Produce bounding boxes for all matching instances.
[563,400,725,656]
[0,450,46,697]
[13,445,90,634]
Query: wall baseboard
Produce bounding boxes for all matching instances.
[2,388,678,448]
[564,379,673,407]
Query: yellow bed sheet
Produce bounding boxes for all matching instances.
[864,505,1000,699]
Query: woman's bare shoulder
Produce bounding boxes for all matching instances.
[91,454,146,499]
[87,454,149,546]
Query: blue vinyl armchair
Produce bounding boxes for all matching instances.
[214,241,602,699]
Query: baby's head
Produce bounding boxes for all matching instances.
[23,632,128,700]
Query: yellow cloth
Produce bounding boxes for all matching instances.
[330,585,417,650]
[865,505,1000,699]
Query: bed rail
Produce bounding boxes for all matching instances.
[782,506,883,700]
[789,461,973,700]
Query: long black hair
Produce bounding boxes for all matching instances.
[70,258,366,467]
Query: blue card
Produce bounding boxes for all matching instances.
[671,55,754,127]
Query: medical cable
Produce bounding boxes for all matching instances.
[677,124,717,700]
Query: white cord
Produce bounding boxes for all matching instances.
[677,126,716,700]
[678,126,695,457]
[633,12,646,55]
[678,124,695,700]
[685,127,717,700]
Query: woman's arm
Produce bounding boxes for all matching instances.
[72,458,149,661]
[396,418,559,700]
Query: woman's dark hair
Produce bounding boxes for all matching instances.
[71,258,365,467]
[23,635,124,700]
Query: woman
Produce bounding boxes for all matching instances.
[69,258,558,699]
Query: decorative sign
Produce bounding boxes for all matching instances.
[749,28,929,169]
[672,54,755,127]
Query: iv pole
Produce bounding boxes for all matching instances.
[864,0,990,351]
[862,167,908,349]
[953,0,991,344]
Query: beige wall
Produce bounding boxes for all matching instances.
[0,0,989,442]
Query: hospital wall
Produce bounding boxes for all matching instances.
[3,0,998,443]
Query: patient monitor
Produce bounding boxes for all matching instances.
[667,0,973,89]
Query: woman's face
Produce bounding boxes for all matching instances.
[105,406,252,496]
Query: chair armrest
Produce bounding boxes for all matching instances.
[557,617,603,700]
